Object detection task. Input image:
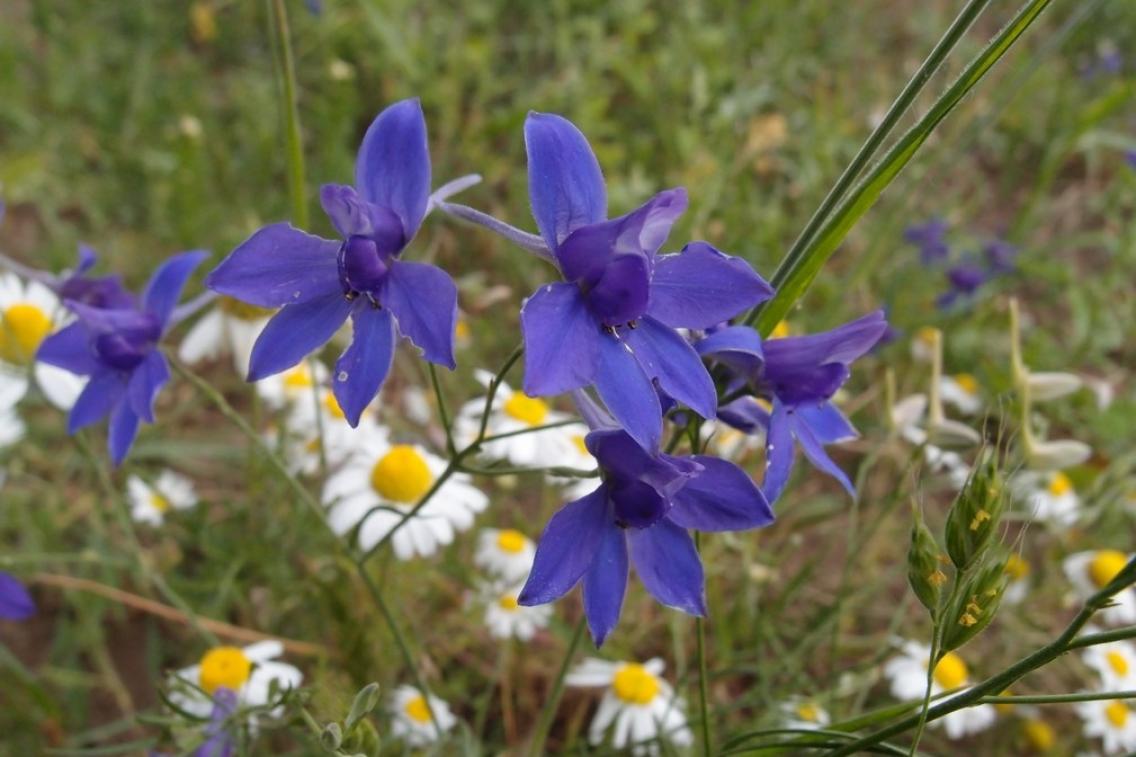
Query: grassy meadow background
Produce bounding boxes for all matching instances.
[1,0,1135,753]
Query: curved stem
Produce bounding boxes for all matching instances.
[527,617,586,757]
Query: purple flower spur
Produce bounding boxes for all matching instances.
[513,113,773,450]
[36,250,208,465]
[518,427,773,645]
[206,98,463,425]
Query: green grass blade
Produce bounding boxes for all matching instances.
[751,0,1055,335]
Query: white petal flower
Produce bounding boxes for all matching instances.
[126,470,198,525]
[939,374,983,416]
[474,528,535,583]
[1011,471,1080,528]
[167,640,303,727]
[481,582,551,641]
[882,641,995,739]
[1027,371,1082,402]
[0,273,85,410]
[0,405,26,448]
[1076,698,1136,754]
[1083,639,1136,691]
[567,657,692,755]
[281,387,383,475]
[256,361,330,411]
[179,300,273,376]
[1063,551,1136,625]
[388,685,456,746]
[780,698,831,731]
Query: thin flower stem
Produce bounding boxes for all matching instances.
[695,532,712,757]
[309,357,329,478]
[527,617,586,757]
[428,362,456,457]
[267,0,308,229]
[457,462,597,478]
[743,0,993,330]
[981,690,1136,705]
[481,419,579,444]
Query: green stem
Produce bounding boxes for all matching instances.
[527,617,586,757]
[695,536,712,756]
[981,690,1136,705]
[744,0,993,330]
[429,362,456,457]
[267,0,308,228]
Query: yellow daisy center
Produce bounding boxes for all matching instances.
[496,529,527,554]
[282,364,315,391]
[916,326,937,346]
[769,320,790,339]
[198,646,252,695]
[0,303,52,365]
[370,446,433,503]
[1106,650,1130,677]
[503,393,548,426]
[322,392,346,420]
[932,651,968,690]
[150,493,171,513]
[571,434,589,456]
[454,318,471,342]
[1005,553,1030,581]
[218,296,274,321]
[952,373,979,395]
[404,695,433,724]
[1047,472,1072,497]
[795,703,821,722]
[1105,700,1129,728]
[497,594,519,611]
[1022,718,1054,751]
[1089,550,1128,589]
[612,663,660,705]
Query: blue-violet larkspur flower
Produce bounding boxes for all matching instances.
[0,571,34,620]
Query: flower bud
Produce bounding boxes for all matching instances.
[945,455,1006,570]
[942,556,1007,652]
[908,505,947,613]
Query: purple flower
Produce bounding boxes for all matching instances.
[518,113,773,450]
[697,311,888,502]
[0,571,35,620]
[1126,150,1136,170]
[518,428,773,645]
[58,245,137,310]
[937,259,989,309]
[903,219,950,265]
[206,99,458,425]
[196,687,238,757]
[982,239,1017,275]
[36,251,208,465]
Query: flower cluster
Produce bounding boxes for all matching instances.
[904,218,1017,309]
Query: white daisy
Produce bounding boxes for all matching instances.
[1012,471,1080,527]
[910,327,938,363]
[455,372,588,469]
[1076,698,1136,755]
[939,374,983,416]
[882,641,996,739]
[566,657,693,755]
[167,640,303,724]
[256,361,329,411]
[0,405,26,449]
[280,387,383,475]
[321,428,487,560]
[1063,550,1136,625]
[0,272,85,411]
[781,698,831,731]
[1003,552,1031,606]
[388,685,456,747]
[482,582,552,641]
[1084,638,1136,690]
[126,470,198,525]
[892,393,969,486]
[474,528,535,583]
[178,297,273,377]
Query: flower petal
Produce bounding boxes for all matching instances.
[143,250,209,327]
[582,526,628,646]
[667,455,774,532]
[556,188,686,282]
[762,400,795,503]
[592,332,661,452]
[625,316,715,420]
[797,402,857,444]
[519,282,600,396]
[524,112,607,251]
[319,184,405,248]
[647,242,773,329]
[126,351,170,424]
[248,294,353,380]
[585,429,697,495]
[355,98,431,239]
[108,400,141,467]
[36,322,97,376]
[0,572,34,620]
[332,306,395,427]
[206,223,341,308]
[763,311,888,381]
[793,408,855,497]
[519,485,610,606]
[628,519,706,616]
[381,260,457,368]
[68,371,125,433]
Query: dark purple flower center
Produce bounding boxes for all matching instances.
[580,253,650,327]
[608,476,669,529]
[60,275,135,310]
[337,235,393,299]
[93,314,161,371]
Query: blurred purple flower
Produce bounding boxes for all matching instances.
[937,259,989,309]
[207,99,460,426]
[36,251,207,465]
[515,113,773,450]
[1126,150,1136,170]
[57,245,137,310]
[697,311,888,502]
[904,218,950,265]
[196,687,238,757]
[0,571,35,620]
[983,238,1017,274]
[519,428,772,644]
